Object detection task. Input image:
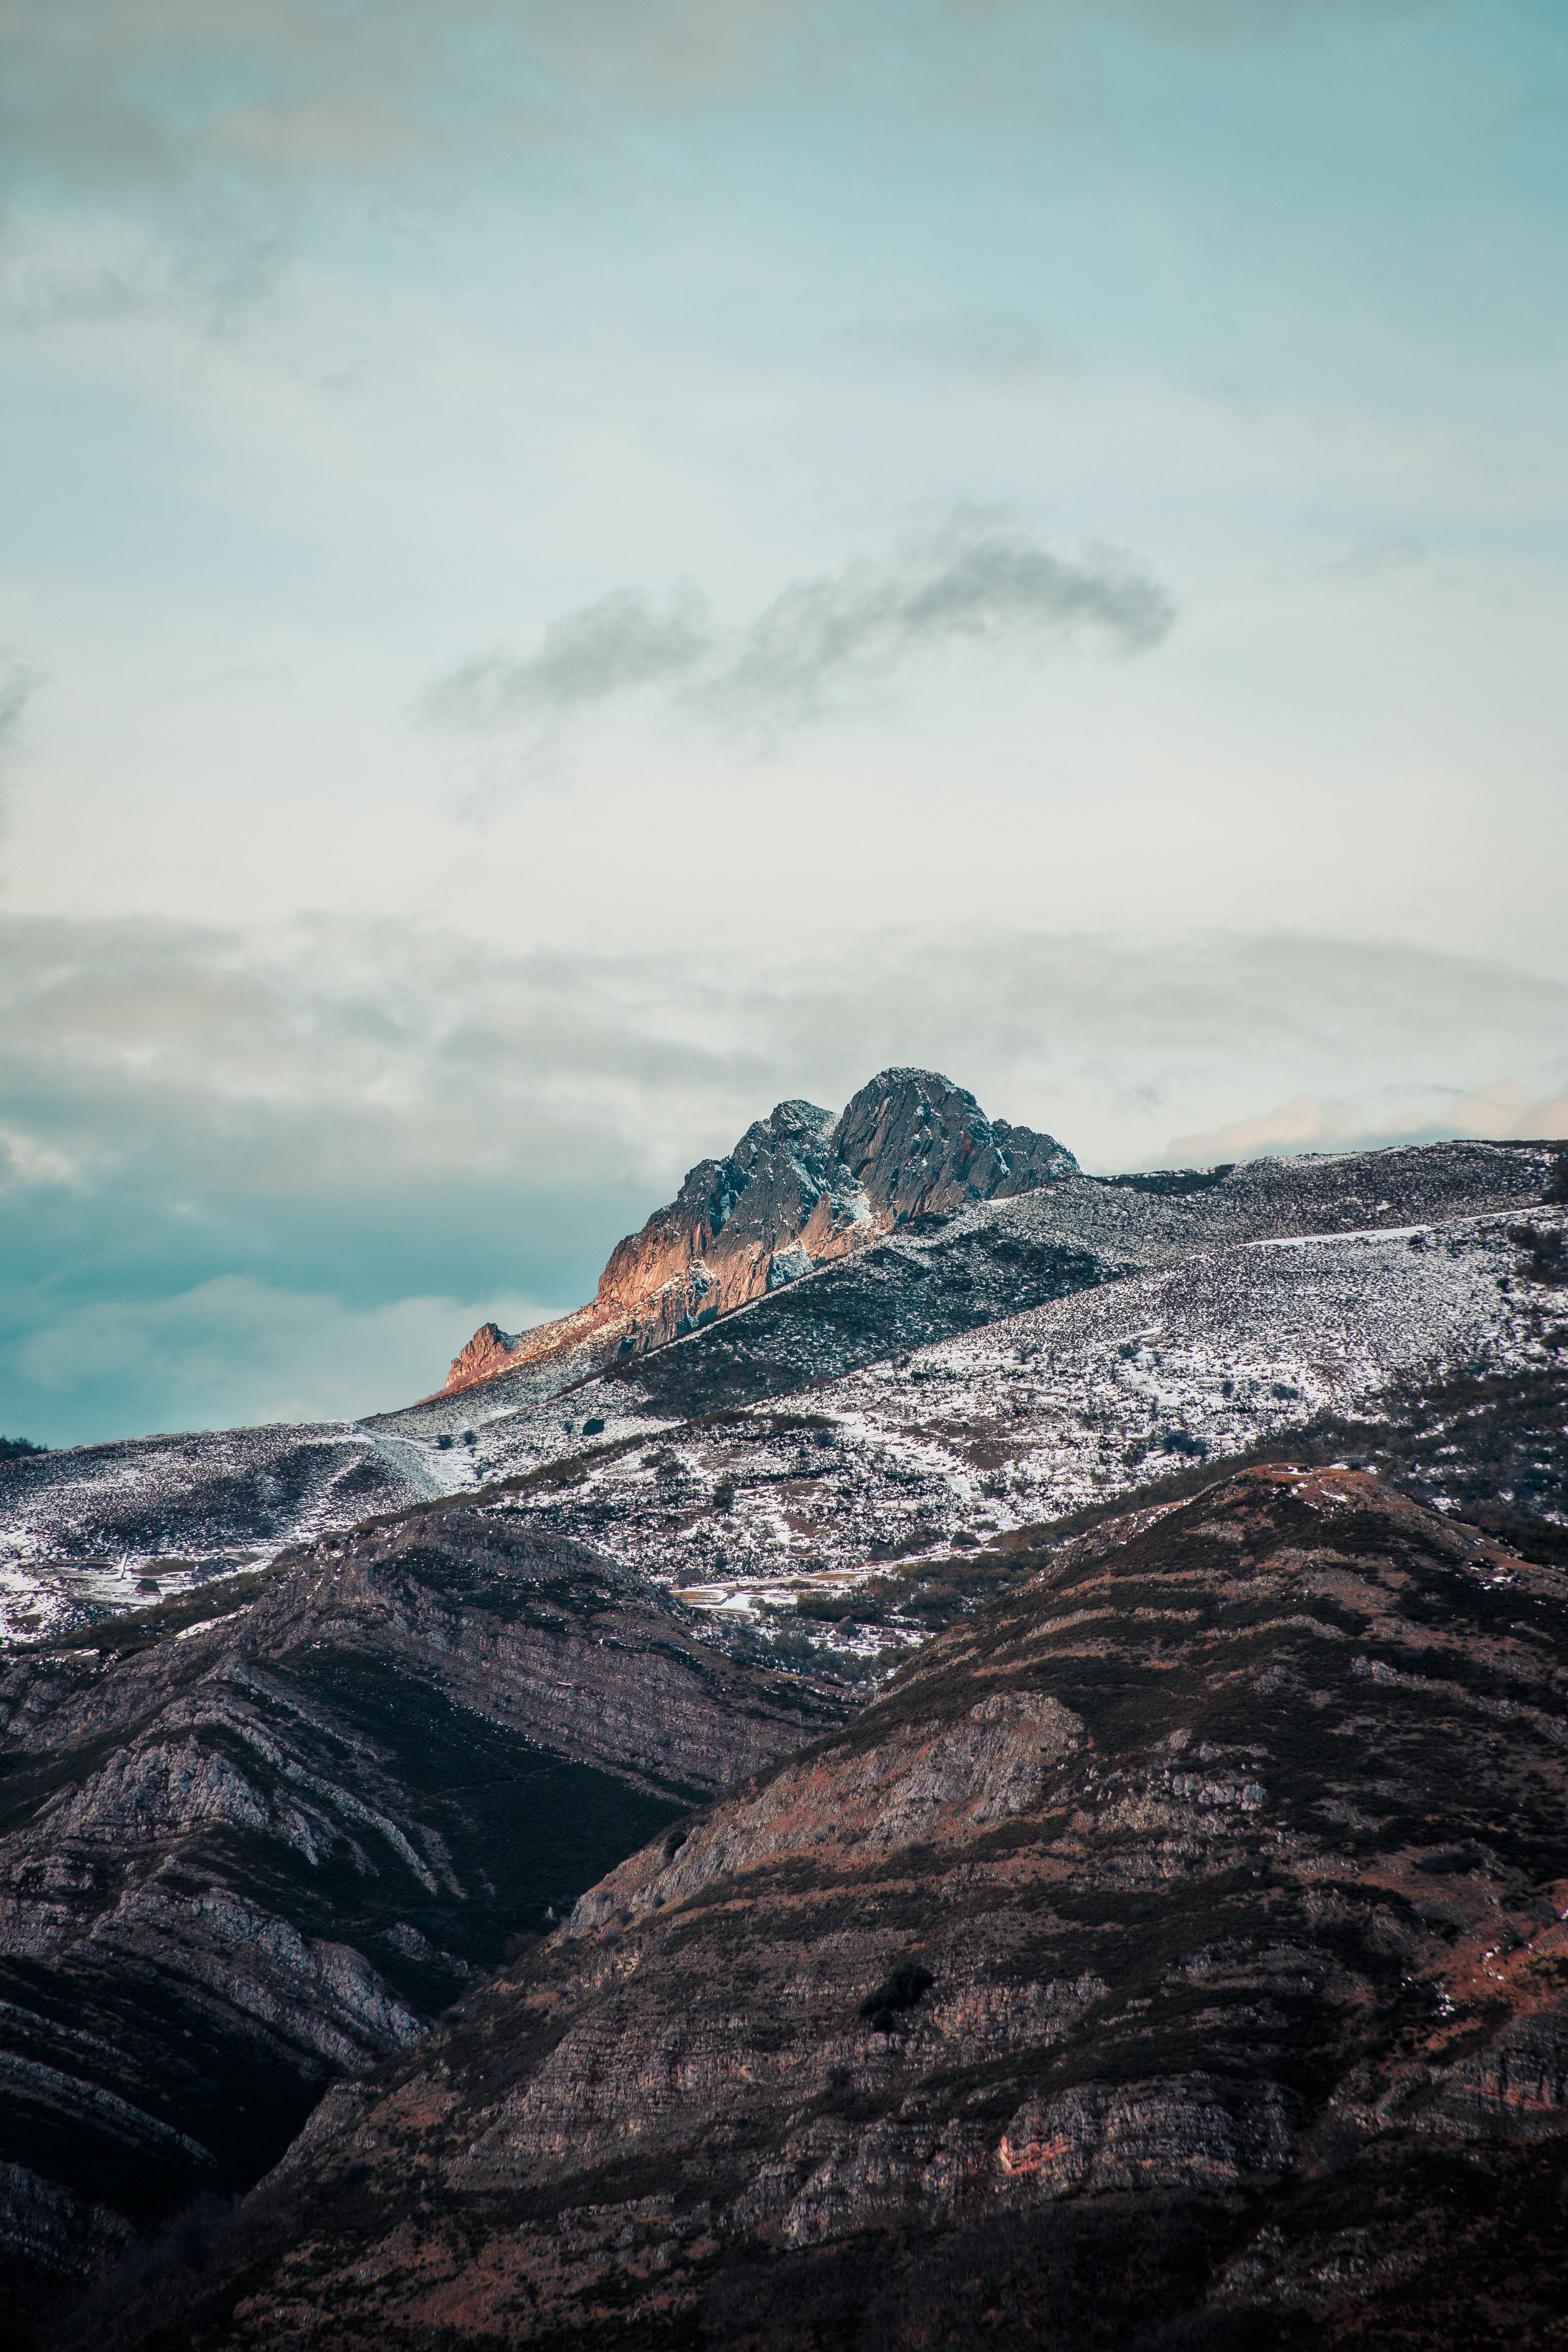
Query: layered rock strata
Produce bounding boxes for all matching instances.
[106,1467,1568,2349]
[0,1513,845,2306]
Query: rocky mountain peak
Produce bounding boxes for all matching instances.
[443,1319,521,1389]
[442,1067,1078,1393]
[836,1066,1078,1225]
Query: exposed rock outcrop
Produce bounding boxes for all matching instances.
[103,1468,1568,2349]
[444,1321,521,1388]
[442,1068,1078,1392]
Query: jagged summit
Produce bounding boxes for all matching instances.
[442,1066,1077,1394]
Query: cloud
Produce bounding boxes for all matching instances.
[426,588,712,733]
[1164,1093,1418,1163]
[1167,1072,1568,1166]
[425,514,1175,765]
[703,518,1174,727]
[0,655,42,824]
[0,657,40,752]
[14,1275,556,1432]
[1453,1079,1568,1142]
[0,0,1433,331]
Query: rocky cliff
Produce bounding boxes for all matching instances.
[442,1068,1077,1392]
[83,1467,1568,2350]
[0,1510,845,2311]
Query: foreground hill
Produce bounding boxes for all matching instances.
[0,1515,845,2306]
[74,1467,1568,2350]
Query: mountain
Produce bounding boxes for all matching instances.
[67,1467,1568,2350]
[2,1078,1553,1650]
[438,1068,1079,1395]
[2,1073,1564,2342]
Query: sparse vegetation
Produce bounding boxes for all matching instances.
[859,1960,935,2030]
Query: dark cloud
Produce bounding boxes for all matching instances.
[425,516,1175,756]
[702,518,1175,727]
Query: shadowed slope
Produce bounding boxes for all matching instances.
[0,1513,845,2308]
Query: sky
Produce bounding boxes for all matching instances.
[2,0,1565,1446]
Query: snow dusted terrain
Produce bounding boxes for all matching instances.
[0,1424,421,1645]
[445,1204,1567,1622]
[0,1134,1560,1648]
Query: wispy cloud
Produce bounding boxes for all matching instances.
[0,0,1447,333]
[1167,1075,1568,1166]
[424,513,1176,769]
[702,517,1174,727]
[0,658,40,747]
[427,587,712,732]
[0,656,43,823]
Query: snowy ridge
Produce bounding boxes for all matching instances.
[0,1133,1558,1648]
[463,1207,1565,1618]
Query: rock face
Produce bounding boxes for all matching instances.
[106,1468,1568,2349]
[442,1068,1078,1392]
[0,1511,845,2306]
[444,1321,522,1387]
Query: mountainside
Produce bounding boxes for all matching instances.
[438,1068,1079,1396]
[74,1467,1568,2350]
[2,1076,1564,2344]
[2,1091,1555,1651]
[0,1425,422,1650]
[377,1199,1568,1625]
[0,1511,845,2308]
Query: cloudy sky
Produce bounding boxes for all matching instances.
[2,0,1565,1445]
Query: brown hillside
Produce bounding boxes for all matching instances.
[80,1465,1568,2350]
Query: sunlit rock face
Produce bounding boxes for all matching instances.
[444,1321,522,1387]
[445,1069,1079,1390]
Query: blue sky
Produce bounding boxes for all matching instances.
[2,0,1565,1444]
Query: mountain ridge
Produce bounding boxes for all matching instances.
[438,1068,1078,1399]
[2,1074,1564,2341]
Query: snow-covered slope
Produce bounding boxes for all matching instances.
[0,1136,1558,1648]
[445,1204,1567,1618]
[0,1424,421,1646]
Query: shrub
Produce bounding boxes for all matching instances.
[860,1960,935,2030]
